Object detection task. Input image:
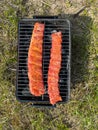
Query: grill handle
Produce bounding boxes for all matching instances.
[31,103,56,108]
[33,16,58,19]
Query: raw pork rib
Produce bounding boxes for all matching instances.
[28,22,45,96]
[48,32,62,105]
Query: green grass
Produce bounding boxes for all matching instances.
[0,0,98,130]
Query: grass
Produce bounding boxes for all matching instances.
[0,0,98,130]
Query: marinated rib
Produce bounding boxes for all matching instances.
[48,32,62,105]
[28,22,45,96]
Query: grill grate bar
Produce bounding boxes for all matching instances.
[17,84,68,87]
[18,50,69,53]
[19,24,69,27]
[19,33,69,36]
[19,41,69,43]
[18,77,68,81]
[19,34,69,37]
[18,68,68,71]
[18,44,69,47]
[17,94,68,97]
[19,31,69,34]
[17,68,68,71]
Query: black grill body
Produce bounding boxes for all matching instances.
[16,16,71,107]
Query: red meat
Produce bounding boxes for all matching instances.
[28,22,45,96]
[48,32,62,105]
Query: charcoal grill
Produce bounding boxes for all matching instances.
[16,16,71,107]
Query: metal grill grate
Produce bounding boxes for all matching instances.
[16,16,71,107]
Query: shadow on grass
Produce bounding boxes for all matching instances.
[59,14,92,88]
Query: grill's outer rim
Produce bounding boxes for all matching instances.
[16,17,71,106]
